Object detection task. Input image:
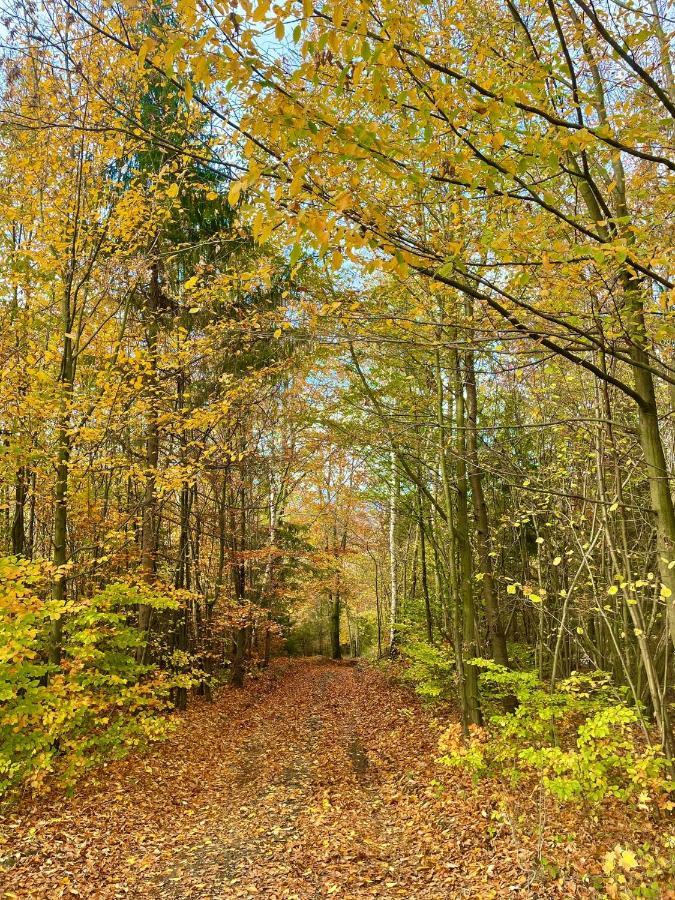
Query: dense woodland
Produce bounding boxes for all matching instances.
[0,0,674,894]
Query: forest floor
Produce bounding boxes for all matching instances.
[0,658,671,899]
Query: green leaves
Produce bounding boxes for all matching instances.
[441,664,669,809]
[0,561,177,798]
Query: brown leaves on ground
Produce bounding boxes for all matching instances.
[0,659,670,898]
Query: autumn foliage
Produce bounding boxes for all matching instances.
[0,0,674,895]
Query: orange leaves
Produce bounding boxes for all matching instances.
[2,659,672,898]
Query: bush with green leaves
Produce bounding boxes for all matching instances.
[438,661,671,807]
[0,557,190,797]
[401,640,456,700]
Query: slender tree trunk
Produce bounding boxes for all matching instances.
[630,339,675,650]
[418,490,433,643]
[50,285,75,666]
[434,335,480,729]
[11,467,26,556]
[231,627,246,688]
[595,369,674,758]
[464,340,509,668]
[138,261,161,651]
[259,477,280,668]
[330,590,342,660]
[567,19,675,647]
[27,470,35,560]
[451,347,481,726]
[231,467,248,687]
[373,556,382,659]
[388,449,399,656]
[216,470,228,603]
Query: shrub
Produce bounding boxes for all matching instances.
[401,640,456,699]
[0,557,187,797]
[438,661,671,808]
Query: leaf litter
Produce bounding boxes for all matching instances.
[0,659,671,898]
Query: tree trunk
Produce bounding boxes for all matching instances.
[231,627,246,688]
[374,556,382,658]
[11,467,27,556]
[50,288,75,666]
[612,278,675,651]
[434,334,480,730]
[388,449,399,656]
[230,468,248,687]
[330,590,342,660]
[450,345,482,726]
[418,491,433,643]
[464,341,509,668]
[138,261,161,650]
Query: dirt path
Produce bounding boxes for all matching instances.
[0,660,651,898]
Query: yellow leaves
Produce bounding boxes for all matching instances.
[595,122,613,140]
[137,37,155,69]
[183,275,200,291]
[327,27,340,55]
[302,0,313,17]
[490,132,506,151]
[603,845,639,876]
[570,128,595,151]
[552,556,561,566]
[165,183,180,199]
[660,584,672,599]
[303,209,330,249]
[619,848,638,870]
[192,54,211,84]
[162,36,187,74]
[177,0,198,26]
[252,0,271,22]
[289,167,306,198]
[506,584,517,595]
[251,208,274,244]
[608,585,619,596]
[228,181,243,207]
[333,191,351,212]
[351,62,364,86]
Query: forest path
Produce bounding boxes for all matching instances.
[2,659,602,899]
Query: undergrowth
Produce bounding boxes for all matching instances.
[0,556,202,798]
